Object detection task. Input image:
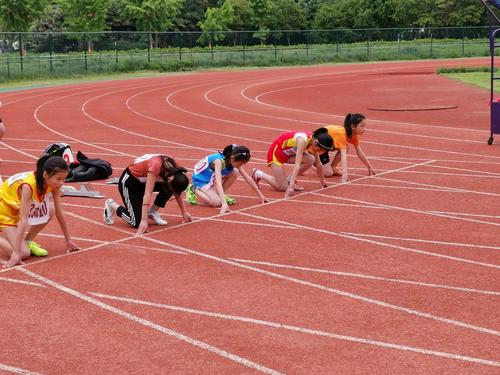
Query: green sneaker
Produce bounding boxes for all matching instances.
[27,241,48,257]
[185,184,198,206]
[225,195,236,205]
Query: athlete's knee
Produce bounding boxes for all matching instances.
[209,197,223,207]
[276,182,288,191]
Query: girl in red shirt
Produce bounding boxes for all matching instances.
[252,127,333,198]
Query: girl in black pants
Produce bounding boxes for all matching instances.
[103,154,192,235]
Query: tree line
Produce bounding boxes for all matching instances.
[0,0,490,35]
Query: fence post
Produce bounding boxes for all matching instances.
[84,33,88,71]
[115,38,118,64]
[274,33,278,62]
[48,32,53,73]
[336,30,340,57]
[462,27,465,56]
[242,33,246,65]
[430,32,433,57]
[367,29,371,59]
[306,30,309,63]
[6,56,10,79]
[19,33,23,73]
[178,33,182,61]
[148,32,152,63]
[210,33,214,62]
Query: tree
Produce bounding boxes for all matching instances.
[31,3,65,32]
[173,0,219,31]
[58,0,111,52]
[266,0,307,45]
[122,0,184,31]
[415,0,484,27]
[0,0,46,32]
[267,0,307,31]
[198,0,234,47]
[0,0,46,57]
[248,0,270,43]
[230,0,254,31]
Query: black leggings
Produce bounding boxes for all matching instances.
[117,168,173,228]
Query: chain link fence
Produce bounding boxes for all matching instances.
[0,27,491,81]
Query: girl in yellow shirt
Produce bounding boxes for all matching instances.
[0,155,79,268]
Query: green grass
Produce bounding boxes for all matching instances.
[0,70,179,92]
[442,72,492,90]
[438,66,500,92]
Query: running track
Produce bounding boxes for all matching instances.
[0,57,499,374]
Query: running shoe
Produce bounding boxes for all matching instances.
[27,241,48,257]
[149,211,168,226]
[103,198,115,225]
[251,168,261,188]
[224,195,236,205]
[185,184,198,205]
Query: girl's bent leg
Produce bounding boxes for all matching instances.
[266,164,288,191]
[195,188,222,207]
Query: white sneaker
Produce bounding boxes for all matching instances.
[149,211,168,226]
[251,168,261,188]
[103,198,115,225]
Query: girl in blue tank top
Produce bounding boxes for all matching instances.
[187,145,267,214]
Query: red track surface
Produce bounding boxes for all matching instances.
[0,58,499,374]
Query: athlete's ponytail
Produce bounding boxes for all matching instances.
[35,155,69,194]
[221,144,251,164]
[160,155,188,195]
[344,113,366,138]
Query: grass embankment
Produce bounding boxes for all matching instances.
[438,66,500,91]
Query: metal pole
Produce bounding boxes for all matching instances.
[462,27,465,56]
[84,33,88,71]
[19,33,23,73]
[367,30,371,59]
[306,31,309,63]
[148,32,152,63]
[48,32,53,72]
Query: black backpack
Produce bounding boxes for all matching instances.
[65,151,113,182]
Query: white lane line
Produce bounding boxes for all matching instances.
[230,258,500,296]
[0,276,46,288]
[236,210,500,271]
[33,86,138,158]
[373,155,500,166]
[6,159,500,339]
[238,61,491,134]
[365,175,500,197]
[206,75,487,144]
[0,363,43,375]
[2,137,218,151]
[4,183,499,340]
[363,140,500,160]
[91,291,500,368]
[340,232,500,251]
[17,268,282,375]
[81,80,244,156]
[60,202,298,230]
[310,193,500,227]
[62,206,500,338]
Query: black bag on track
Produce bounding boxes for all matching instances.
[65,151,112,182]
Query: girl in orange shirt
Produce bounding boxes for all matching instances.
[322,113,375,182]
